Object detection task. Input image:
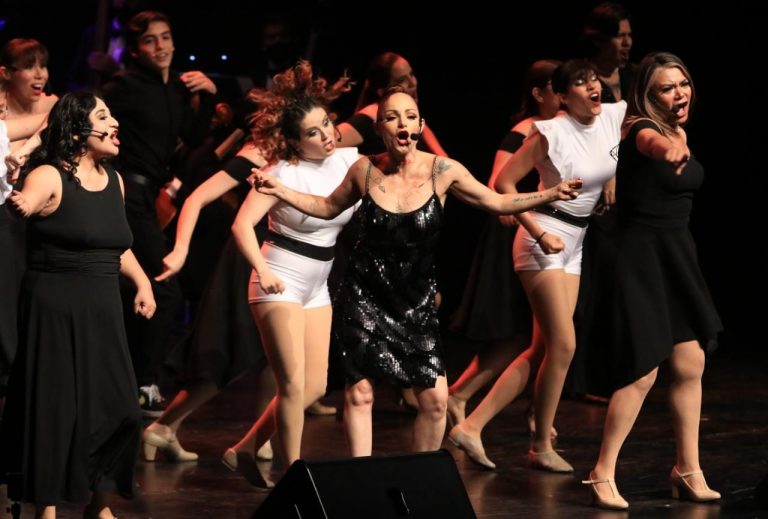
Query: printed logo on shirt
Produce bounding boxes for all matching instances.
[609,144,619,162]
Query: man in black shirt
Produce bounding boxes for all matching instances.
[102,10,217,417]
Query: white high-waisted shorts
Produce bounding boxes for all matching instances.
[248,243,334,308]
[513,212,588,275]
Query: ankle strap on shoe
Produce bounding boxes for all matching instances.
[582,477,615,485]
[674,468,703,478]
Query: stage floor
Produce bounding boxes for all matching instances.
[2,342,766,518]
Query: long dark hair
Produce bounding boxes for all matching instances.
[28,92,98,182]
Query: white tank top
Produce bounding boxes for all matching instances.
[532,101,626,217]
[268,147,359,247]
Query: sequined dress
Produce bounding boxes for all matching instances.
[335,158,445,388]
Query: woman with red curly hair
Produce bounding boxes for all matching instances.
[224,61,357,486]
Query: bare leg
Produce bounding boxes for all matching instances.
[524,270,580,455]
[400,386,419,410]
[412,376,448,451]
[288,306,333,460]
[448,340,519,424]
[153,381,219,433]
[232,303,331,466]
[344,378,375,456]
[232,396,278,458]
[456,339,541,438]
[240,302,307,466]
[592,369,658,481]
[668,340,711,492]
[35,506,55,519]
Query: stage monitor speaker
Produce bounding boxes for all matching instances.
[253,449,476,518]
[757,472,768,508]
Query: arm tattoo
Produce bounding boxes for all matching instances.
[436,158,452,176]
[511,193,543,203]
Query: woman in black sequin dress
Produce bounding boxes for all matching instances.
[253,88,581,456]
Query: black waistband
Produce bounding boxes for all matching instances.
[532,205,590,228]
[265,230,335,261]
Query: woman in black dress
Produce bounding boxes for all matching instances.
[580,52,721,509]
[253,87,581,456]
[1,92,155,519]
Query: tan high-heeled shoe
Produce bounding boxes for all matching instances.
[447,426,496,470]
[582,471,629,510]
[222,448,274,489]
[142,426,198,462]
[255,439,274,461]
[670,466,721,502]
[527,449,573,473]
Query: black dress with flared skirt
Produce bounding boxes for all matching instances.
[574,120,722,395]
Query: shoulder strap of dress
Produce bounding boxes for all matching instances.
[623,117,664,140]
[364,158,373,194]
[102,162,118,185]
[430,156,439,193]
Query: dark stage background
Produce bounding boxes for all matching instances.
[2,0,763,351]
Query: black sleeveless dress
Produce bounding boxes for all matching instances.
[1,165,141,504]
[574,120,722,394]
[335,158,445,388]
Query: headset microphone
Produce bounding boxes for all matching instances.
[410,133,421,141]
[81,128,109,138]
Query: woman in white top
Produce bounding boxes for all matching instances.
[449,59,626,473]
[0,81,47,404]
[226,61,356,486]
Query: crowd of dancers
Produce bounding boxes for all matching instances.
[0,3,722,518]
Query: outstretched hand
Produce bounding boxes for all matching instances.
[155,248,186,282]
[554,178,582,201]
